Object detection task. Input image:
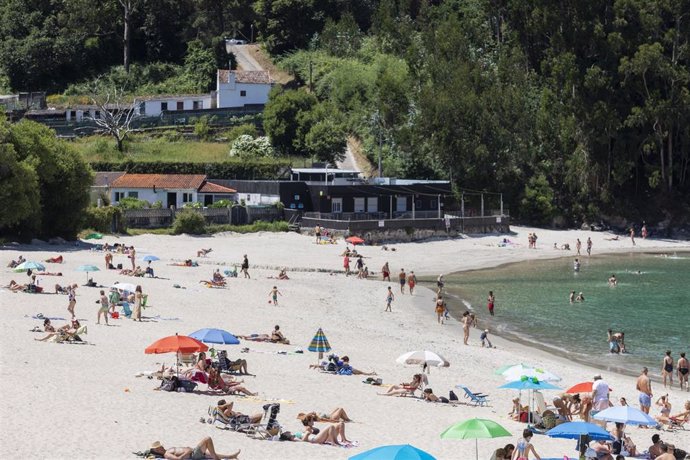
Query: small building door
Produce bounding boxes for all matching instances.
[331,198,342,213]
[396,196,407,212]
[204,195,213,206]
[167,192,177,208]
[367,197,378,213]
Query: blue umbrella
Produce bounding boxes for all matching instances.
[592,405,657,426]
[546,422,614,441]
[349,444,436,460]
[189,328,240,345]
[141,255,160,262]
[499,378,561,390]
[76,264,100,282]
[14,261,45,272]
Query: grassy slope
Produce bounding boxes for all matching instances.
[72,136,231,162]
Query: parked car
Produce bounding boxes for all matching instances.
[226,38,247,45]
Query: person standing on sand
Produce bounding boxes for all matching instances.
[241,255,250,279]
[637,367,653,414]
[314,225,321,243]
[435,295,445,324]
[678,352,689,391]
[591,374,611,417]
[269,286,282,306]
[104,251,113,270]
[97,289,109,325]
[662,351,674,388]
[437,274,444,293]
[576,238,582,255]
[407,271,417,295]
[630,227,636,246]
[343,255,350,276]
[67,284,77,318]
[487,291,495,316]
[398,269,406,294]
[642,223,648,239]
[133,285,143,321]
[381,262,390,281]
[129,246,136,271]
[587,237,592,256]
[385,286,394,312]
[462,312,471,345]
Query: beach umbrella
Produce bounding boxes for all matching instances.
[547,421,614,442]
[494,363,525,375]
[346,236,365,245]
[308,327,331,361]
[14,261,45,272]
[76,264,100,282]
[440,418,511,460]
[501,364,561,382]
[141,255,160,262]
[84,232,103,240]
[592,406,656,426]
[396,350,449,368]
[189,328,240,345]
[111,282,137,293]
[500,377,561,424]
[349,444,436,460]
[145,334,208,376]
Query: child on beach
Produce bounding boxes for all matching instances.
[435,296,446,324]
[487,291,495,316]
[480,329,493,348]
[269,286,282,306]
[385,287,394,312]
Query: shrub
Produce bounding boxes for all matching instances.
[224,124,259,142]
[206,221,289,233]
[194,116,211,140]
[82,206,125,233]
[209,199,233,208]
[117,197,150,209]
[151,200,163,209]
[173,209,206,234]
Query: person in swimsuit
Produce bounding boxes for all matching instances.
[398,269,406,294]
[343,255,350,276]
[573,258,580,272]
[407,271,417,295]
[378,374,423,396]
[576,238,582,255]
[129,246,136,270]
[654,395,672,424]
[662,351,674,388]
[297,408,352,423]
[240,255,250,279]
[385,286,394,312]
[67,284,77,318]
[436,274,444,293]
[569,291,575,303]
[678,352,689,391]
[97,289,109,325]
[487,291,495,316]
[511,429,540,460]
[381,262,390,281]
[587,237,592,256]
[435,295,445,324]
[462,312,471,345]
[149,437,240,460]
[636,367,653,414]
[268,286,282,306]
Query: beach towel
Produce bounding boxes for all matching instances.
[32,315,67,321]
[150,315,181,321]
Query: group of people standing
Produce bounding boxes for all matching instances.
[661,351,690,391]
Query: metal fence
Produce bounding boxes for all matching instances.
[122,205,283,229]
[301,215,510,234]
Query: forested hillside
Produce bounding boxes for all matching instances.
[3,0,690,226]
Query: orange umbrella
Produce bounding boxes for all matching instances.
[346,236,365,245]
[145,334,208,354]
[566,382,613,394]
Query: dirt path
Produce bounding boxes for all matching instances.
[229,44,263,71]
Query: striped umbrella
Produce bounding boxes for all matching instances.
[308,327,331,361]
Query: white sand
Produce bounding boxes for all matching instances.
[1,226,689,459]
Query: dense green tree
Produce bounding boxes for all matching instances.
[263,88,318,155]
[0,123,40,232]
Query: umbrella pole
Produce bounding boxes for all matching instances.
[475,438,478,460]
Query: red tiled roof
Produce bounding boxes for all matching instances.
[111,174,206,190]
[199,181,236,194]
[218,70,273,84]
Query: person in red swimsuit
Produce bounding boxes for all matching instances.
[487,291,495,316]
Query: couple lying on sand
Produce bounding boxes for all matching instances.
[238,325,290,345]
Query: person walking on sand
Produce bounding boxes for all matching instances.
[381,262,390,281]
[662,351,674,389]
[678,352,689,391]
[129,246,136,271]
[343,254,350,276]
[385,286,394,312]
[587,237,592,256]
[630,227,636,246]
[269,286,282,306]
[407,271,417,295]
[133,285,143,321]
[241,255,250,279]
[637,367,653,414]
[67,284,77,318]
[437,274,444,293]
[97,289,109,325]
[576,238,582,255]
[462,312,472,345]
[398,269,406,294]
[435,295,446,324]
[487,291,495,316]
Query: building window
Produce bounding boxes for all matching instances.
[331,198,343,213]
[294,194,300,201]
[240,90,247,97]
[115,192,125,202]
[354,197,366,212]
[193,100,202,109]
[177,101,184,110]
[246,194,251,201]
[127,191,139,198]
[182,193,193,203]
[70,110,76,119]
[161,102,168,111]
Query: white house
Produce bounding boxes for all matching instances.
[216,70,274,108]
[138,94,213,117]
[110,174,236,208]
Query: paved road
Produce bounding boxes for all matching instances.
[228,45,263,71]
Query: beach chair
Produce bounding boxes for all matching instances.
[217,351,244,375]
[179,353,197,367]
[458,386,489,406]
[120,302,132,318]
[668,414,688,432]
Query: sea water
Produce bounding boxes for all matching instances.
[438,251,690,376]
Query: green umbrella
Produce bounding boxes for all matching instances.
[84,232,103,240]
[440,418,512,460]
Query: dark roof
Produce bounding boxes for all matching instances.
[93,171,126,187]
[218,70,273,84]
[198,181,236,193]
[111,174,206,190]
[211,179,280,195]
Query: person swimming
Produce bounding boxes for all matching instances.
[573,259,580,272]
[608,274,618,286]
[575,292,585,302]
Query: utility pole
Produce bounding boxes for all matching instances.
[250,24,254,43]
[309,61,314,93]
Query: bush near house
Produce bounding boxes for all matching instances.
[172,209,206,234]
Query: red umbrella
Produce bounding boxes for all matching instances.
[566,381,613,394]
[145,334,208,354]
[346,236,365,245]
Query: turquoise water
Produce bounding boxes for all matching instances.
[439,252,690,375]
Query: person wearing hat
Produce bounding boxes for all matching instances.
[148,437,240,459]
[591,374,611,423]
[480,329,493,348]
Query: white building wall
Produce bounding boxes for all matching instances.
[111,188,199,208]
[238,192,280,206]
[142,96,213,117]
[217,82,272,108]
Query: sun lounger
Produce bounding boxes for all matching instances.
[458,385,489,406]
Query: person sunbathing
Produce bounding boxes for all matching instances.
[269,268,289,280]
[7,255,25,268]
[297,408,352,423]
[340,356,375,375]
[197,248,213,257]
[208,368,257,396]
[217,350,252,376]
[422,388,450,403]
[7,280,28,292]
[148,437,239,460]
[379,374,423,396]
[287,418,351,445]
[270,325,290,344]
[44,255,63,263]
[43,318,56,332]
[36,272,63,276]
[212,270,225,283]
[35,319,81,342]
[213,400,262,424]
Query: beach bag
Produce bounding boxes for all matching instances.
[160,376,178,392]
[449,390,459,401]
[117,263,123,269]
[337,366,353,376]
[177,379,197,392]
[326,362,337,372]
[229,415,251,430]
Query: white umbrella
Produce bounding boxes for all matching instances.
[502,364,561,382]
[396,350,449,368]
[111,282,137,293]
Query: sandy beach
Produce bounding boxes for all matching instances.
[2,226,690,459]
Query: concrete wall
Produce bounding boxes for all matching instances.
[142,96,213,117]
[217,82,271,108]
